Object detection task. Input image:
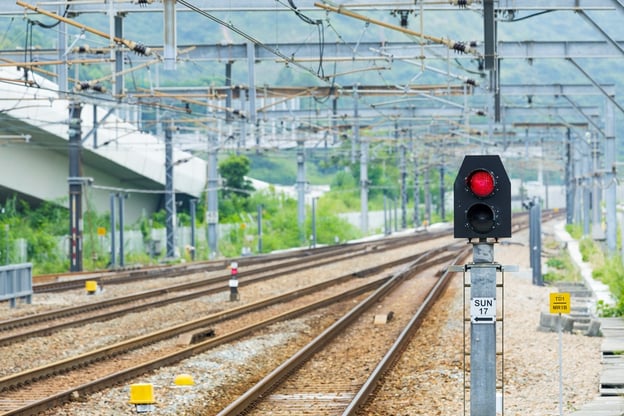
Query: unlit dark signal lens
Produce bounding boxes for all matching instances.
[466,203,495,234]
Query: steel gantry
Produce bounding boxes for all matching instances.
[1,0,622,265]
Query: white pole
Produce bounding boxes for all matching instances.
[558,313,563,416]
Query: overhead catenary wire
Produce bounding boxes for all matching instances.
[175,0,337,87]
[10,1,476,130]
[314,2,481,57]
[16,1,155,57]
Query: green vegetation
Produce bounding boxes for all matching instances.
[574,232,624,317]
[541,224,623,317]
[542,239,581,284]
[217,154,360,256]
[248,142,453,222]
[0,197,69,274]
[565,223,584,240]
[0,155,362,274]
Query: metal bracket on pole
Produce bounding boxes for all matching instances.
[449,264,518,273]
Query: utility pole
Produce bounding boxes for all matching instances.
[118,193,126,267]
[163,0,177,71]
[68,101,83,272]
[398,123,407,230]
[109,193,116,268]
[604,100,616,253]
[354,85,368,235]
[296,138,306,242]
[565,128,574,225]
[164,120,176,259]
[206,132,219,258]
[424,166,431,225]
[439,159,445,221]
[190,199,197,261]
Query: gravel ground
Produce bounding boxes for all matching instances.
[10,221,603,415]
[362,221,602,416]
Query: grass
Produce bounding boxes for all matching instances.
[542,238,582,284]
[576,235,624,317]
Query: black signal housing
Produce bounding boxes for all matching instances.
[453,155,511,239]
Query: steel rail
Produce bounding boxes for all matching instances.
[1,246,372,333]
[0,245,454,408]
[31,210,546,293]
[0,232,449,343]
[342,247,470,415]
[341,211,562,414]
[215,245,453,416]
[33,229,448,292]
[0,249,457,415]
[0,278,386,396]
[0,277,385,415]
[0,206,556,415]
[0,244,433,346]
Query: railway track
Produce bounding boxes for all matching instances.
[216,244,469,416]
[32,230,448,292]
[0,211,560,415]
[0,232,452,347]
[0,240,462,415]
[210,212,554,415]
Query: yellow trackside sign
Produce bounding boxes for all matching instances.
[550,292,571,314]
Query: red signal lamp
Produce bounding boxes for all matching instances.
[467,170,495,198]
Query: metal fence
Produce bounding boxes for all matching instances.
[0,263,32,308]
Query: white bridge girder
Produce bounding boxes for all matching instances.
[0,68,206,221]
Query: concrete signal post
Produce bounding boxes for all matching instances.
[453,155,512,416]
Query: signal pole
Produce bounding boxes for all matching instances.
[468,242,497,415]
[454,155,511,416]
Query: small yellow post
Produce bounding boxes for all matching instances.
[130,383,155,412]
[85,280,98,294]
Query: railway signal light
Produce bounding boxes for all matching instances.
[454,155,511,239]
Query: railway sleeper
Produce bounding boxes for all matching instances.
[177,328,216,345]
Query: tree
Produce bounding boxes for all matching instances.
[219,155,254,197]
[218,155,255,221]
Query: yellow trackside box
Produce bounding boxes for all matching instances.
[129,383,155,404]
[85,280,98,294]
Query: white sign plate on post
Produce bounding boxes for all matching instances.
[471,297,496,324]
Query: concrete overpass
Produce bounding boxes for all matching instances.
[0,67,207,222]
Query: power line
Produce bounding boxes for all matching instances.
[176,0,335,87]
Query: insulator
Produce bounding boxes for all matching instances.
[466,79,477,86]
[75,82,90,91]
[75,82,106,93]
[136,0,154,6]
[132,43,151,56]
[91,84,107,93]
[73,45,91,54]
[450,0,471,6]
[452,42,468,53]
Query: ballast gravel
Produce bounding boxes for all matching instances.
[2,222,603,416]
